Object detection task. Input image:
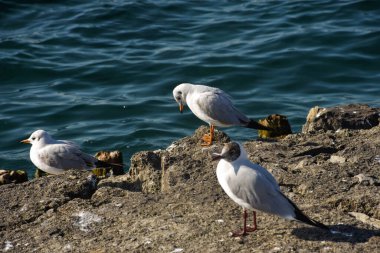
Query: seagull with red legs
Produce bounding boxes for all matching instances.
[212,142,329,236]
[173,83,272,146]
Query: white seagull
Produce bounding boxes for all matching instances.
[173,83,272,146]
[212,142,329,236]
[21,130,122,175]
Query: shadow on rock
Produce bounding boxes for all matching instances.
[97,179,142,192]
[292,225,380,243]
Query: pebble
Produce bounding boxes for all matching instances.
[329,155,346,164]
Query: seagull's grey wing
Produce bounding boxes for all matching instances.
[249,162,280,191]
[196,90,249,125]
[228,164,295,218]
[38,144,96,170]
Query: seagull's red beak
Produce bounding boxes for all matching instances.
[179,103,184,113]
[20,139,30,144]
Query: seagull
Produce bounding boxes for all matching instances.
[173,83,272,146]
[21,130,122,175]
[212,142,329,236]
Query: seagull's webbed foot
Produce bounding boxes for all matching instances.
[230,229,249,237]
[229,210,256,237]
[201,125,214,146]
[246,226,257,233]
[201,133,213,146]
[246,211,257,232]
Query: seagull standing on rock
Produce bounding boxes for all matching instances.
[21,130,121,175]
[212,142,329,236]
[173,83,272,146]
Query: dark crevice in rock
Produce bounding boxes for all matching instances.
[293,146,339,157]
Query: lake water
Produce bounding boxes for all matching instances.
[1,0,379,176]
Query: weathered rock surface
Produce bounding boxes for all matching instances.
[258,114,292,139]
[95,150,124,175]
[0,170,28,185]
[302,104,380,133]
[1,106,380,253]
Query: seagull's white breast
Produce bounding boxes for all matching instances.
[30,144,65,175]
[216,159,253,210]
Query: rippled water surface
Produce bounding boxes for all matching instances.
[1,0,379,175]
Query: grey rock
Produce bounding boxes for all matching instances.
[0,170,28,185]
[354,174,380,186]
[95,150,124,175]
[0,170,97,231]
[330,155,346,164]
[128,125,230,193]
[1,107,380,252]
[302,104,380,133]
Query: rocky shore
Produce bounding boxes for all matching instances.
[1,104,380,252]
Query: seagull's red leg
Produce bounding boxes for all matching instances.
[201,124,214,146]
[231,209,249,237]
[247,211,257,232]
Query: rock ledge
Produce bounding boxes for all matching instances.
[1,105,380,252]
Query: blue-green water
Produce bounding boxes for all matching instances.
[1,1,379,176]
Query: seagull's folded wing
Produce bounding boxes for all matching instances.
[195,90,249,126]
[229,164,295,218]
[38,144,96,170]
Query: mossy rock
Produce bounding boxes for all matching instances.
[34,168,47,178]
[91,168,109,178]
[258,114,292,139]
[95,150,125,175]
[0,169,28,185]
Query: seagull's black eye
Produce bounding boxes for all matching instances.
[176,96,181,101]
[32,137,36,140]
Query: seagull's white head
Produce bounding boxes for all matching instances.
[173,83,193,113]
[212,142,246,162]
[21,130,55,147]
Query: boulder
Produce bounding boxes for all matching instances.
[128,125,230,193]
[95,150,124,175]
[302,104,380,133]
[258,114,292,139]
[0,170,28,185]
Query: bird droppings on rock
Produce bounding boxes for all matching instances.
[170,248,184,253]
[3,241,13,252]
[63,244,73,253]
[72,211,102,232]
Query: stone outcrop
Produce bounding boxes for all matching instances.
[0,170,28,185]
[258,114,292,139]
[126,125,230,194]
[95,150,124,175]
[0,172,97,232]
[302,104,380,133]
[1,105,380,253]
